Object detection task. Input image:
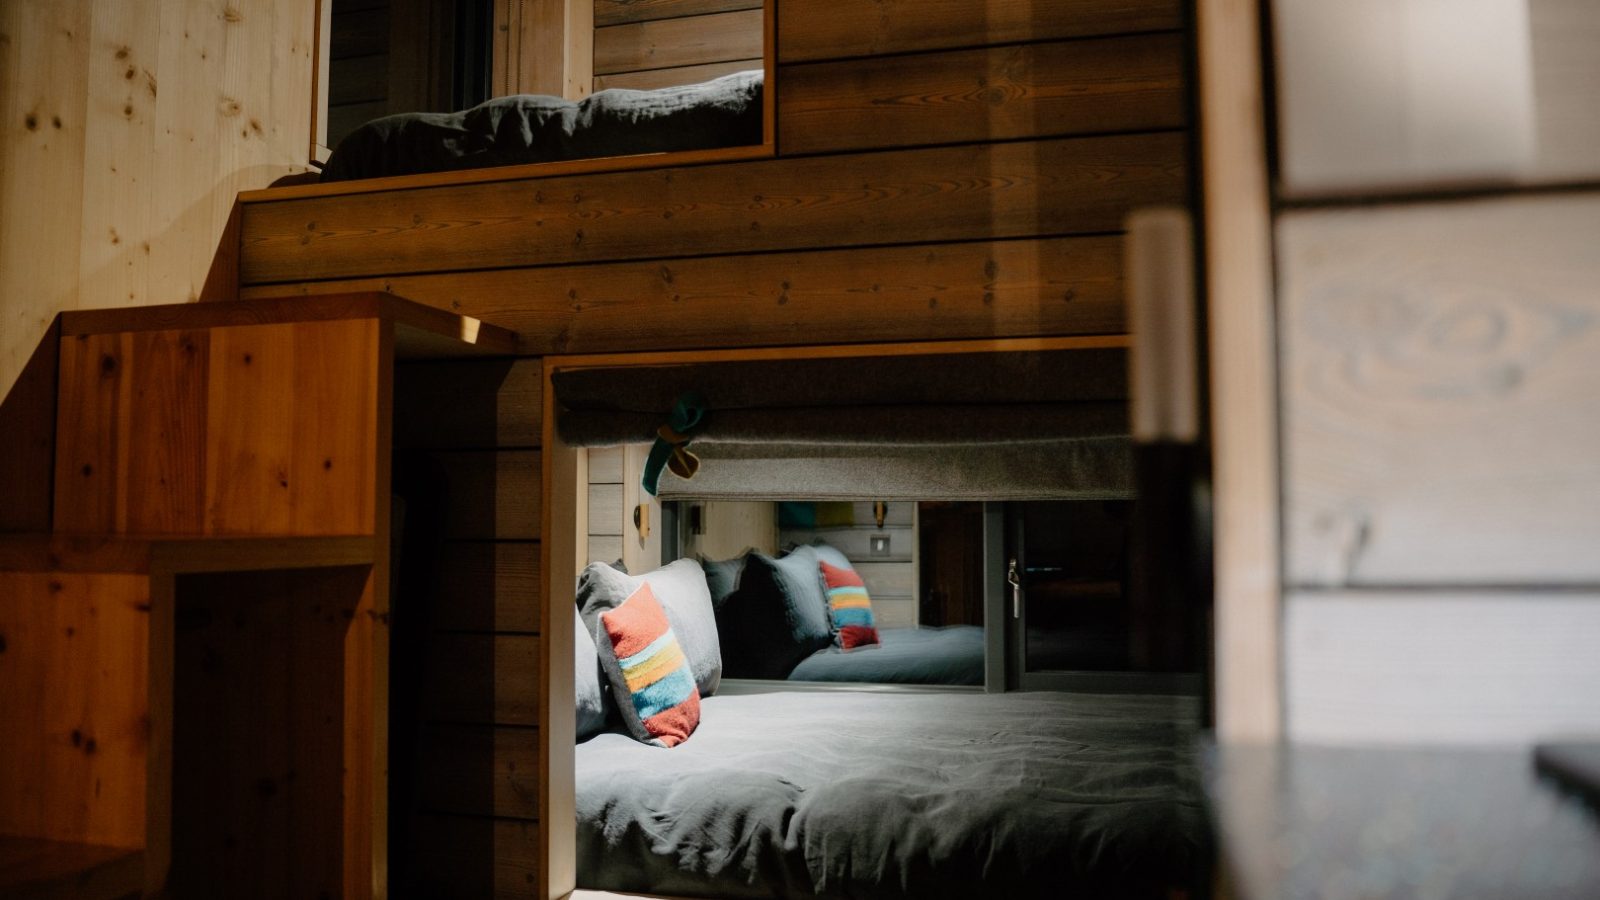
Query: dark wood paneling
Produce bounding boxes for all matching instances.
[241,134,1184,284]
[395,358,542,450]
[434,450,542,540]
[779,34,1186,154]
[595,0,760,28]
[594,9,763,75]
[429,542,541,633]
[244,235,1126,353]
[416,725,540,819]
[779,0,1183,63]
[593,58,760,91]
[410,814,542,899]
[0,317,58,532]
[422,634,540,725]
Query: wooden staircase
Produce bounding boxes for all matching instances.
[0,294,515,899]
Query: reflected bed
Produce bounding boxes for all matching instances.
[786,625,984,686]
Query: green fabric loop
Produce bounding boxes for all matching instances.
[642,392,708,496]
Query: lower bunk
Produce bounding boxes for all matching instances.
[574,689,1206,899]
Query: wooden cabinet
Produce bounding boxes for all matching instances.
[0,293,514,899]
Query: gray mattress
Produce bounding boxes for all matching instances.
[575,690,1206,898]
[786,626,984,685]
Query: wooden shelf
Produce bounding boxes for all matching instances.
[58,292,518,360]
[0,535,376,575]
[0,836,142,900]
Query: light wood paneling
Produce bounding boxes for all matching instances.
[430,541,542,633]
[872,597,918,629]
[436,450,543,540]
[586,535,624,565]
[1280,195,1600,586]
[1530,0,1600,181]
[594,9,762,75]
[778,35,1186,154]
[423,634,540,726]
[585,485,624,535]
[240,135,1183,283]
[242,236,1127,353]
[854,561,915,599]
[495,0,594,100]
[1198,0,1281,742]
[0,573,151,849]
[781,527,915,562]
[593,58,758,91]
[417,725,541,819]
[779,0,1183,63]
[595,0,759,28]
[586,447,624,483]
[1285,590,1600,744]
[395,358,543,450]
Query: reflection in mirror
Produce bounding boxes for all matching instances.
[315,0,769,182]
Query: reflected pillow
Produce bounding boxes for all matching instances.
[716,546,833,679]
[697,552,749,613]
[821,560,880,649]
[594,582,701,748]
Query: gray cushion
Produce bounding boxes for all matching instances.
[577,559,722,697]
[697,552,748,612]
[574,612,609,741]
[716,545,834,679]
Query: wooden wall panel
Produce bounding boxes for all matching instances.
[396,358,542,450]
[1280,195,1600,586]
[240,135,1183,283]
[411,814,542,899]
[435,451,543,540]
[429,542,542,633]
[593,9,762,75]
[52,333,128,534]
[423,634,540,726]
[779,0,1183,63]
[778,34,1186,154]
[1285,591,1600,744]
[594,0,759,28]
[244,236,1125,353]
[416,725,540,819]
[0,572,151,849]
[0,318,60,532]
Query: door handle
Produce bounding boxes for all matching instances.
[1006,558,1022,619]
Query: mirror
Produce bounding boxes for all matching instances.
[311,0,772,181]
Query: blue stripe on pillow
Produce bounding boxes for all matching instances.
[632,665,697,720]
[832,608,875,627]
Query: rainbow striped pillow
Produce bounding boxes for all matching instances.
[820,560,880,649]
[597,582,701,748]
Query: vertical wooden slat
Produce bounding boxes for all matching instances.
[53,332,128,534]
[123,329,208,534]
[1198,0,1281,741]
[540,359,577,900]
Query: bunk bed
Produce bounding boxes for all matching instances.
[227,0,1194,896]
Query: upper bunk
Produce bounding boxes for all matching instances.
[234,0,1190,357]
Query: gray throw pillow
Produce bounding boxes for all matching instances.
[715,545,835,679]
[574,612,609,740]
[577,558,722,697]
[698,552,749,612]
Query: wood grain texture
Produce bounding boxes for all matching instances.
[778,34,1186,154]
[594,0,759,28]
[0,837,143,900]
[0,573,151,848]
[240,134,1184,284]
[594,9,762,75]
[778,0,1183,62]
[1198,0,1280,742]
[242,235,1126,353]
[429,542,542,633]
[417,725,540,819]
[395,358,543,450]
[435,450,543,540]
[593,58,759,91]
[1530,0,1600,181]
[1280,195,1600,585]
[1285,590,1600,744]
[0,314,59,533]
[410,814,541,900]
[423,634,540,726]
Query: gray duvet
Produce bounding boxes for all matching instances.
[787,626,984,686]
[575,690,1205,898]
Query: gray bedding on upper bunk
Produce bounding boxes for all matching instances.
[786,625,984,685]
[575,690,1206,899]
[320,70,763,182]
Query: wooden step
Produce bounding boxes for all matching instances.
[0,836,141,900]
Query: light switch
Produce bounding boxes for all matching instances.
[870,535,891,556]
